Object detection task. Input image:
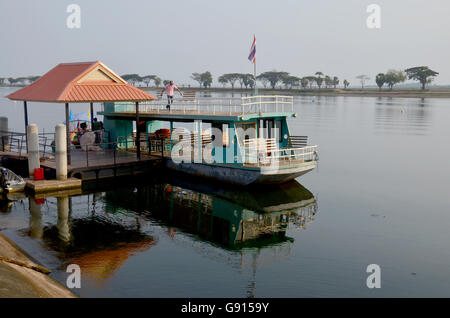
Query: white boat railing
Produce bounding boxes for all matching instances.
[242,139,318,166]
[106,95,294,116]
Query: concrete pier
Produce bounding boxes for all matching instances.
[55,124,67,180]
[27,124,40,177]
[25,178,81,194]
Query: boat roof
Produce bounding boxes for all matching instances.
[100,95,296,123]
[99,110,296,123]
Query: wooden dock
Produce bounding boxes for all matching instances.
[1,147,163,183]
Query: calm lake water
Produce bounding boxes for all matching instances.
[1,87,450,297]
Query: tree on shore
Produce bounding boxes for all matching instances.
[300,77,309,89]
[191,73,203,88]
[153,76,162,88]
[404,66,439,90]
[324,75,332,88]
[332,76,339,89]
[219,73,241,89]
[282,75,300,89]
[257,71,289,89]
[356,75,370,89]
[375,73,386,91]
[141,75,155,87]
[304,76,316,89]
[258,76,269,88]
[315,72,324,90]
[242,74,255,89]
[384,70,406,90]
[122,74,141,86]
[218,75,228,87]
[200,71,213,88]
[343,79,350,89]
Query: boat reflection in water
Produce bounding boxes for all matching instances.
[34,177,317,288]
[105,177,318,249]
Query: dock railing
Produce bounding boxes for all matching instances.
[0,130,55,159]
[106,95,294,116]
[0,131,26,156]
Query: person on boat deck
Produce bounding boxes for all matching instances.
[160,80,183,110]
[92,117,101,131]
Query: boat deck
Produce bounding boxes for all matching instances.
[100,109,295,123]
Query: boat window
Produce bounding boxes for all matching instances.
[235,122,256,146]
[275,120,282,142]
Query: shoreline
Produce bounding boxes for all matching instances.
[4,84,450,98]
[0,232,77,298]
[141,87,450,99]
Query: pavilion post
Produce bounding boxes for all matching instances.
[90,102,94,128]
[65,103,71,165]
[23,101,29,131]
[136,101,140,160]
[24,101,28,152]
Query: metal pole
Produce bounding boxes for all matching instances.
[90,102,94,128]
[86,144,89,167]
[23,101,29,131]
[253,60,257,96]
[23,101,28,152]
[135,101,141,160]
[65,103,71,165]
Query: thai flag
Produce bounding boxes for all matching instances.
[248,35,256,64]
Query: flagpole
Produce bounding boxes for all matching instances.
[254,58,257,96]
[253,35,258,96]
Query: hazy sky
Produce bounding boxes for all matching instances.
[1,0,449,85]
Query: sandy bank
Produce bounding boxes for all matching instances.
[0,232,77,298]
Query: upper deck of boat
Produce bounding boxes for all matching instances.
[99,95,296,123]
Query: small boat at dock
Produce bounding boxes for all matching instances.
[0,167,26,194]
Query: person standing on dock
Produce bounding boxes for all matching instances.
[161,81,183,110]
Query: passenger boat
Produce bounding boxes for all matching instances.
[0,167,26,193]
[101,95,318,185]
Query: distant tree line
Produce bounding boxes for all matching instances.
[121,74,162,87]
[0,76,41,85]
[215,71,344,90]
[361,66,439,91]
[2,66,439,91]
